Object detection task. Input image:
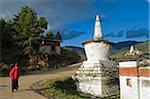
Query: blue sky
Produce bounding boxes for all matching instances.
[0,0,149,47]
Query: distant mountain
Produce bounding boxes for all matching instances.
[110,40,150,59]
[65,40,149,59]
[112,41,141,50]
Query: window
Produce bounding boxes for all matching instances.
[126,79,132,87]
[51,46,55,51]
[142,80,150,87]
[42,41,44,44]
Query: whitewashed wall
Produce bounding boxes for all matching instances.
[119,61,137,67]
[120,76,150,99]
[119,61,150,99]
[139,77,150,99]
[119,61,139,99]
[84,42,110,62]
[119,76,139,99]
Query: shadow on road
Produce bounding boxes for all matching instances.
[14,88,33,93]
[0,85,7,87]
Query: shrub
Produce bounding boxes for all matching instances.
[0,68,9,76]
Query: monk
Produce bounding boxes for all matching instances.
[9,63,21,92]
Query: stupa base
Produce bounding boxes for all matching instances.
[74,60,119,97]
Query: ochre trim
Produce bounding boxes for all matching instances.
[120,67,138,76]
[139,68,150,77]
[119,67,150,77]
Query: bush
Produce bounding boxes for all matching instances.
[0,63,9,76]
[21,66,27,75]
[0,63,27,76]
[0,68,9,76]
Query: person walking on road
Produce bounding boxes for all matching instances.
[9,63,21,92]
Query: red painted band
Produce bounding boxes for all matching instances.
[119,67,150,77]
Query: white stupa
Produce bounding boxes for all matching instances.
[82,15,110,66]
[129,45,134,54]
[124,45,143,56]
[74,15,119,97]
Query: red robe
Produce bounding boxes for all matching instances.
[9,66,21,80]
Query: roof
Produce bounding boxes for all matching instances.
[82,38,113,45]
[40,38,62,43]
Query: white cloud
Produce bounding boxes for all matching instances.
[0,0,98,30]
[0,0,106,39]
[146,0,150,3]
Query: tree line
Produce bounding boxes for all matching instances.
[0,5,62,64]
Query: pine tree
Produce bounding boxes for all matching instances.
[54,31,62,41]
[12,5,48,56]
[0,19,13,48]
[47,31,54,39]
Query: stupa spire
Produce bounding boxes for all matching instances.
[93,15,103,40]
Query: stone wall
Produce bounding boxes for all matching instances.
[101,77,119,97]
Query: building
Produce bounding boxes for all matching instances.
[74,15,119,97]
[119,46,150,99]
[39,38,61,55]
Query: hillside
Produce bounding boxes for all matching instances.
[135,40,150,53]
[112,41,141,50]
[110,40,149,59]
[64,46,85,54]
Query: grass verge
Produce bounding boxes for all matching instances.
[32,76,120,99]
[39,77,89,99]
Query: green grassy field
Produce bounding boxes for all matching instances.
[41,77,89,99]
[40,77,120,99]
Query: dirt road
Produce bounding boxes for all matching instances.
[0,63,81,99]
